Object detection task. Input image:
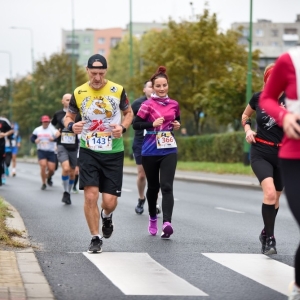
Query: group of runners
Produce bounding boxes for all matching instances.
[3,46,300,299]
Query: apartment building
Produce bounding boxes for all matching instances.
[231,14,300,69]
[62,22,165,68]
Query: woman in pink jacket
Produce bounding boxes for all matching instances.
[260,46,300,300]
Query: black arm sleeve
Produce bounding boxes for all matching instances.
[175,116,181,123]
[30,134,37,143]
[51,113,57,126]
[132,116,153,130]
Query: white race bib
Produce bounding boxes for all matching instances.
[61,132,76,144]
[39,141,50,151]
[85,132,112,151]
[156,131,177,149]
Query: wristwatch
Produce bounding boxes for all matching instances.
[120,125,127,133]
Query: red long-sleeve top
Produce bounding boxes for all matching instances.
[260,50,300,159]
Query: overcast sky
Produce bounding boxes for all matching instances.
[0,0,298,85]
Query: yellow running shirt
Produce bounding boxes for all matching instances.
[69,80,129,153]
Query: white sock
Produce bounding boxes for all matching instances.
[102,210,112,218]
[92,234,102,239]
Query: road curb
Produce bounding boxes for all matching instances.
[2,200,55,300]
[19,157,261,190]
[122,168,261,190]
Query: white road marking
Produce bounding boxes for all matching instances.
[83,252,207,296]
[121,188,132,192]
[203,253,294,296]
[215,207,245,214]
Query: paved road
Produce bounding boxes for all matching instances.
[0,162,297,300]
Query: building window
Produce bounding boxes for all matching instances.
[255,41,263,46]
[284,28,297,34]
[255,29,264,37]
[98,49,105,55]
[83,37,90,44]
[242,28,249,37]
[83,49,90,55]
[110,38,121,48]
[271,29,278,37]
[66,35,78,43]
[98,38,105,44]
[284,40,298,47]
[271,41,278,46]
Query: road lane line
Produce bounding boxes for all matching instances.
[202,253,293,296]
[83,252,207,296]
[121,188,132,192]
[215,207,245,213]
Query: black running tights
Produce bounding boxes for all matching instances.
[280,158,300,285]
[142,154,177,222]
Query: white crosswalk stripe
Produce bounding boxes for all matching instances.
[83,252,208,296]
[84,252,294,297]
[203,253,294,296]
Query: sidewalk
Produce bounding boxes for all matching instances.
[0,158,259,300]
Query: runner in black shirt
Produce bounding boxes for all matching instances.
[241,63,284,255]
[0,116,13,186]
[51,93,81,204]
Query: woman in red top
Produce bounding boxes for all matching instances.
[260,46,300,299]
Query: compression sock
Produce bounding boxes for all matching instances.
[262,203,276,237]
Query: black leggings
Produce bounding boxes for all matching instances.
[280,158,300,285]
[142,154,177,223]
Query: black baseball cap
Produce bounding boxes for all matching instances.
[87,54,107,69]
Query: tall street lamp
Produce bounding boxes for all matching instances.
[128,0,134,158]
[10,26,35,131]
[243,0,253,165]
[71,0,76,91]
[10,27,34,74]
[0,51,13,120]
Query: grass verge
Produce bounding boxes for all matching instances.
[0,198,27,248]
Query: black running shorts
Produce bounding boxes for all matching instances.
[250,146,283,191]
[37,150,57,163]
[78,147,124,196]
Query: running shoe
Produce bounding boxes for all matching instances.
[161,222,173,239]
[88,236,103,253]
[12,172,16,177]
[47,177,53,187]
[156,203,161,215]
[148,216,158,236]
[135,198,146,214]
[62,191,71,205]
[41,183,47,190]
[288,281,300,300]
[101,210,113,239]
[259,230,267,253]
[263,236,277,255]
[72,188,79,194]
[2,177,6,185]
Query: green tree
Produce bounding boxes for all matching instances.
[107,9,261,134]
[10,52,87,135]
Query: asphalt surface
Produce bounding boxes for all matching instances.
[1,159,295,300]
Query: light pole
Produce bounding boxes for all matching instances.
[190,2,195,21]
[10,26,35,95]
[129,0,134,158]
[0,51,13,120]
[244,0,253,165]
[71,0,76,91]
[10,27,34,74]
